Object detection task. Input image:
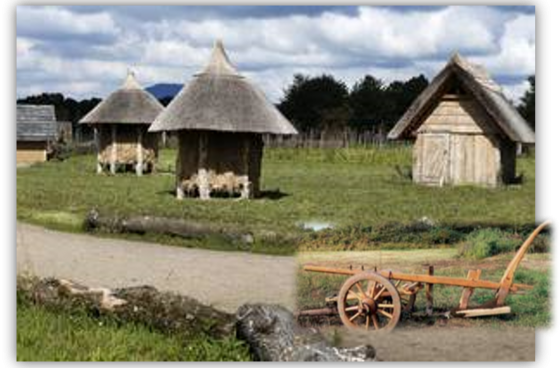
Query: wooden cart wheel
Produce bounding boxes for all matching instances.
[337,272,401,332]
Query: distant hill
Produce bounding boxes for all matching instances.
[145,83,182,99]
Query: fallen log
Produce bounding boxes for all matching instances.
[84,209,254,245]
[18,277,376,361]
[236,304,376,361]
[18,277,235,339]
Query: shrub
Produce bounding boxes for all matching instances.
[457,229,519,259]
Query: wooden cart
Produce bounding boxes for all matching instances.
[300,221,550,332]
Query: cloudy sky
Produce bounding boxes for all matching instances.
[16,5,535,103]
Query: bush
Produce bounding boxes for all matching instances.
[529,234,551,253]
[457,229,519,260]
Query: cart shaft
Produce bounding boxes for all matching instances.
[303,265,532,292]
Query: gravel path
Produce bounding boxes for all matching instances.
[334,326,535,361]
[16,222,296,313]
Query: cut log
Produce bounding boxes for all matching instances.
[455,306,511,318]
[84,209,254,245]
[236,304,376,361]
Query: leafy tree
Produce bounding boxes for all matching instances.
[349,75,385,131]
[518,75,535,130]
[382,75,428,132]
[279,74,350,132]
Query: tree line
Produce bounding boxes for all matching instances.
[17,74,535,139]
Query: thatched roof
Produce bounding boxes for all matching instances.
[17,104,57,141]
[79,71,164,125]
[149,41,297,135]
[388,53,535,144]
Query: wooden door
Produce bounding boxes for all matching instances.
[415,133,450,185]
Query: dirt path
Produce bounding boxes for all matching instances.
[16,222,296,313]
[328,326,535,361]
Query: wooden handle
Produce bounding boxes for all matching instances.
[495,220,551,305]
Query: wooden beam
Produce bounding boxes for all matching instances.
[176,132,184,200]
[110,124,117,174]
[302,265,532,292]
[136,127,143,176]
[495,221,551,306]
[425,265,434,316]
[94,127,102,174]
[240,136,251,199]
[458,269,482,310]
[455,306,511,318]
[198,132,210,200]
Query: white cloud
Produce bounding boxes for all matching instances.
[502,79,531,104]
[16,37,34,58]
[17,6,119,40]
[16,5,534,102]
[472,13,535,77]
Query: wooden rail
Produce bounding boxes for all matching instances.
[302,265,532,292]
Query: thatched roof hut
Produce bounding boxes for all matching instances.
[79,71,164,175]
[17,104,57,164]
[388,53,535,187]
[149,40,297,199]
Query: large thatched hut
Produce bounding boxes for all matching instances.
[79,71,164,175]
[388,53,535,187]
[149,41,297,199]
[16,104,57,164]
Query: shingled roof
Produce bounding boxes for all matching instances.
[17,104,57,141]
[79,71,164,125]
[149,40,297,135]
[388,53,535,144]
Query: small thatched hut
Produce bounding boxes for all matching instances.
[79,71,164,175]
[388,53,535,187]
[149,40,297,199]
[17,104,57,164]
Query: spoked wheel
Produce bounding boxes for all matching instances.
[337,272,401,332]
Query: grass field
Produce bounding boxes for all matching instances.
[17,295,250,361]
[17,146,535,254]
[297,249,550,328]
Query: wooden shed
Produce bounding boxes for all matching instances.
[388,53,535,187]
[79,71,164,175]
[149,40,297,199]
[17,104,57,164]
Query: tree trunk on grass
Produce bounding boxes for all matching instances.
[236,304,377,361]
[19,277,235,339]
[84,209,254,245]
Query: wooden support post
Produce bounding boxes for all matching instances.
[426,265,434,316]
[459,269,482,310]
[94,127,102,174]
[176,144,184,200]
[198,132,210,200]
[110,124,117,174]
[404,294,417,313]
[176,185,185,200]
[240,136,251,199]
[136,127,143,176]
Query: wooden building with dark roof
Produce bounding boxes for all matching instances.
[17,104,57,164]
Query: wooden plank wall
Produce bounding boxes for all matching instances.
[16,141,47,164]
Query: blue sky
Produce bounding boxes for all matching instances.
[16,5,535,102]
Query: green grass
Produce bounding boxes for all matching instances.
[17,146,535,254]
[17,297,250,361]
[457,228,521,259]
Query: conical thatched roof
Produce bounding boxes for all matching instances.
[149,41,297,135]
[388,53,535,144]
[79,71,164,125]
